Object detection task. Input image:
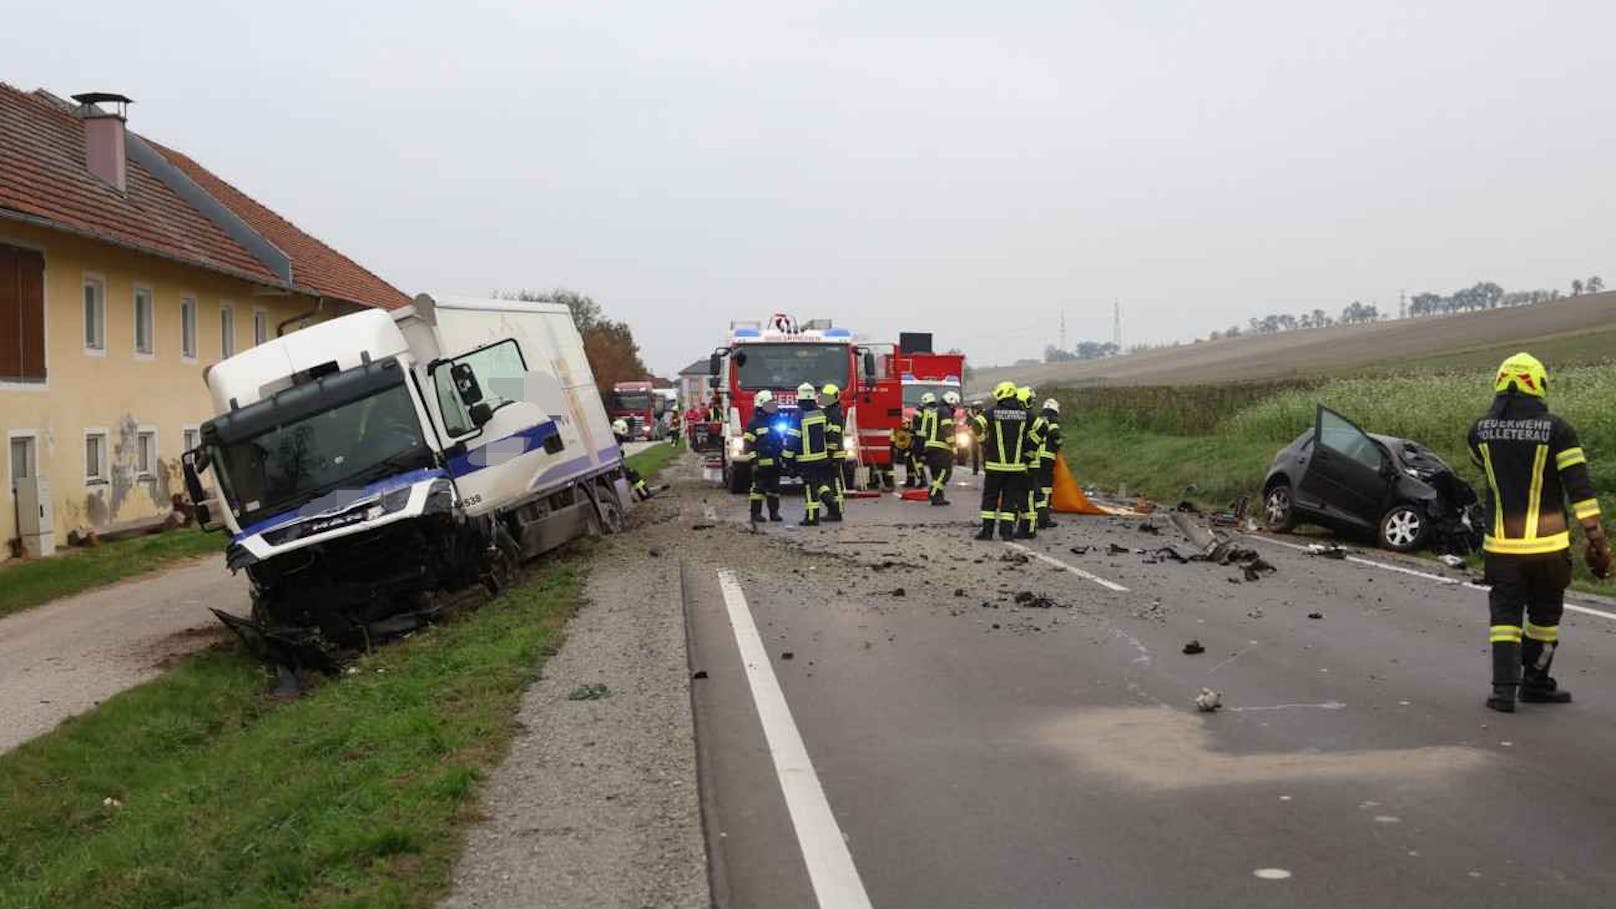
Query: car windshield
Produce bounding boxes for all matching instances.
[735,343,849,391]
[903,383,959,408]
[213,381,430,527]
[614,393,652,410]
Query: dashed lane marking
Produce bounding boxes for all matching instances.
[715,570,875,909]
[1249,535,1616,623]
[1004,542,1130,592]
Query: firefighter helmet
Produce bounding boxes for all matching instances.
[1017,386,1034,404]
[611,419,628,436]
[754,389,774,407]
[992,381,1018,400]
[796,382,817,400]
[943,390,961,405]
[1494,352,1548,398]
[920,392,937,406]
[1043,398,1060,414]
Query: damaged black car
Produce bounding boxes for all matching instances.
[1261,406,1482,554]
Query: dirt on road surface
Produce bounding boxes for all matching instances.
[0,556,244,752]
[972,289,1616,391]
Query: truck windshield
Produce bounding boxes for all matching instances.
[614,393,652,411]
[212,381,431,527]
[735,343,849,391]
[902,384,959,408]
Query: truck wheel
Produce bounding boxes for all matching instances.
[728,461,752,495]
[590,482,627,535]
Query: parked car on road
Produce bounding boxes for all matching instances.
[1261,406,1482,554]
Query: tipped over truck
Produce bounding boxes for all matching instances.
[182,293,634,670]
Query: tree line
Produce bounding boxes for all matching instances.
[502,289,652,398]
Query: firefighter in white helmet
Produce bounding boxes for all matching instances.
[742,390,784,522]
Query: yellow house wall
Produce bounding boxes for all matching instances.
[0,220,336,559]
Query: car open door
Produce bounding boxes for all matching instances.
[1297,406,1389,530]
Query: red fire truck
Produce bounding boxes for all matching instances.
[706,314,900,493]
[607,380,658,441]
[891,339,970,464]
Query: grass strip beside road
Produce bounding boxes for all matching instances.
[0,528,221,621]
[626,440,681,480]
[0,562,582,909]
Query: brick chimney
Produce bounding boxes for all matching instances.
[71,92,133,193]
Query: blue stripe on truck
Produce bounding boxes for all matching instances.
[446,420,562,478]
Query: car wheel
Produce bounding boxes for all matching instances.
[1263,481,1297,533]
[1378,504,1428,553]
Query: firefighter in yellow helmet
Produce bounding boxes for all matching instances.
[785,381,837,525]
[821,383,847,520]
[1016,387,1042,538]
[975,381,1032,540]
[1468,353,1611,712]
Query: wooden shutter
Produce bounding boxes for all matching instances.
[0,244,45,382]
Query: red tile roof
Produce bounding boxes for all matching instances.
[0,83,409,310]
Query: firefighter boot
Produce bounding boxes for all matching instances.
[1487,640,1521,713]
[998,518,1016,541]
[821,487,843,522]
[975,518,995,541]
[1520,639,1572,703]
[768,500,783,522]
[1037,506,1057,530]
[749,499,764,523]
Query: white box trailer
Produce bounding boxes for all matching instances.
[183,292,632,667]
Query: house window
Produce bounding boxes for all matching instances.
[9,435,35,490]
[182,427,201,453]
[0,244,46,383]
[136,430,157,478]
[253,310,268,346]
[181,296,198,359]
[83,276,107,352]
[85,431,108,484]
[220,305,235,357]
[134,286,155,355]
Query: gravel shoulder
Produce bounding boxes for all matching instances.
[441,459,712,909]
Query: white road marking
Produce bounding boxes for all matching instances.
[1005,542,1130,592]
[715,570,875,909]
[1250,534,1616,622]
[1226,701,1348,713]
[1253,868,1293,880]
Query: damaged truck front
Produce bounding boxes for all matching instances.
[182,294,632,670]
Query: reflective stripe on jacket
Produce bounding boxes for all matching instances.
[1468,394,1601,556]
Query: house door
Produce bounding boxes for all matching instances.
[9,435,35,489]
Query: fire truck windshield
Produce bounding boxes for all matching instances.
[734,343,849,391]
[613,393,652,411]
[902,383,959,408]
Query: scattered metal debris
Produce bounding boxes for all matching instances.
[1069,545,1091,556]
[1182,640,1206,655]
[1305,543,1349,559]
[1307,611,1324,620]
[1439,554,1466,569]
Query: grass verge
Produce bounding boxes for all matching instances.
[0,560,583,909]
[0,528,221,621]
[626,440,681,480]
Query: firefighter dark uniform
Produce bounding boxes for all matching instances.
[901,412,926,488]
[743,392,784,522]
[1016,387,1042,538]
[821,384,847,521]
[976,382,1031,541]
[1034,399,1063,529]
[1468,353,1612,712]
[892,422,915,488]
[920,396,956,506]
[613,421,652,500]
[785,384,838,525]
[967,403,984,475]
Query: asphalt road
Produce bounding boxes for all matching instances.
[678,467,1616,908]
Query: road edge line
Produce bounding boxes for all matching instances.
[679,560,731,909]
[714,569,875,909]
[1005,542,1130,592]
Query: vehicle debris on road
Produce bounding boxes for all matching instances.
[1183,640,1206,655]
[567,683,613,701]
[1195,688,1223,712]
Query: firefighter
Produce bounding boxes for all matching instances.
[821,383,848,518]
[785,381,838,525]
[976,381,1031,540]
[743,390,784,522]
[612,419,652,501]
[893,419,916,488]
[1017,387,1041,538]
[1034,398,1063,529]
[920,391,958,506]
[1468,353,1611,713]
[966,400,984,475]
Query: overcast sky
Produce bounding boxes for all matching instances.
[7,2,1614,373]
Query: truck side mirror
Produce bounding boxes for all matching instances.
[863,351,876,376]
[470,402,494,428]
[452,362,484,405]
[707,377,719,389]
[708,353,721,376]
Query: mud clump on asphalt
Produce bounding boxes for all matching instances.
[1013,591,1060,609]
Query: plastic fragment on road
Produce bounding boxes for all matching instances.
[1195,688,1223,712]
[1305,544,1349,559]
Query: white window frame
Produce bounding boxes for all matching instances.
[8,429,38,493]
[83,273,107,356]
[133,283,156,358]
[220,303,236,358]
[84,428,109,485]
[253,308,269,346]
[180,295,199,362]
[135,427,158,479]
[0,235,50,392]
[181,425,201,454]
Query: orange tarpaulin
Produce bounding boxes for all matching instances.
[1052,458,1139,515]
